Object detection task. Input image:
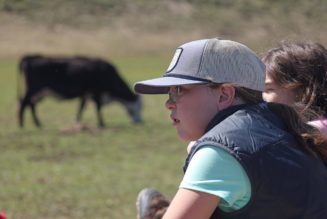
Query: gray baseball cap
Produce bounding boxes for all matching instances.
[134,38,266,94]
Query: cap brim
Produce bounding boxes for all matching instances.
[134,76,209,94]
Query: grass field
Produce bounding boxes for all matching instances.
[0,57,187,219]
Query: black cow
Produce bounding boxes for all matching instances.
[18,55,142,128]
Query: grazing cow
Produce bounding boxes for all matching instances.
[18,55,142,128]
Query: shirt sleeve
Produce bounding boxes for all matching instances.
[179,145,251,212]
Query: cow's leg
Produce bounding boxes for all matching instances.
[76,96,87,123]
[30,102,41,128]
[93,95,105,128]
[18,96,29,128]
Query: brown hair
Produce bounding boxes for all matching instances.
[268,102,327,166]
[235,86,263,104]
[234,86,327,166]
[262,41,327,118]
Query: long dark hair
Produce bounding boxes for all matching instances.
[262,41,327,118]
[268,102,327,166]
[235,87,327,166]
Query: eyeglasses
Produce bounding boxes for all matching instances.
[168,83,221,103]
[168,86,186,103]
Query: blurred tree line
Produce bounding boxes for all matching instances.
[0,0,326,28]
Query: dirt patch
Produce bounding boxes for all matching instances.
[60,123,100,135]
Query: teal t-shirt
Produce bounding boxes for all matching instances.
[179,145,251,212]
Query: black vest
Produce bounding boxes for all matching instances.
[184,103,327,219]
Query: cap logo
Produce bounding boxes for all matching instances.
[166,48,183,73]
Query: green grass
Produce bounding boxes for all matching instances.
[0,57,186,219]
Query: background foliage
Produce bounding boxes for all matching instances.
[1,0,327,58]
[0,1,327,218]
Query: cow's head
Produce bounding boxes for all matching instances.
[102,94,143,123]
[124,95,143,123]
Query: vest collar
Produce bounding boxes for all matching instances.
[205,104,250,133]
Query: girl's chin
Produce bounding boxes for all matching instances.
[176,132,196,142]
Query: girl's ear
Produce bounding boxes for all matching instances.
[217,85,236,111]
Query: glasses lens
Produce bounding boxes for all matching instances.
[168,86,182,103]
[168,83,218,103]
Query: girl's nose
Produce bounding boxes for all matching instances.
[165,98,176,110]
